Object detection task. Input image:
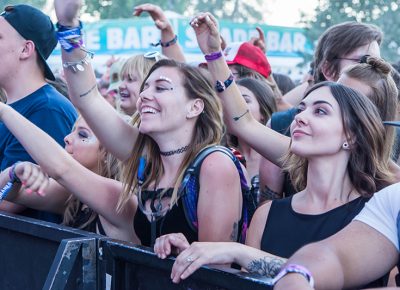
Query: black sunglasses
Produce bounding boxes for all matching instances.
[335,54,370,64]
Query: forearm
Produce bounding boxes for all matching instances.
[233,244,286,278]
[0,106,73,179]
[160,26,185,62]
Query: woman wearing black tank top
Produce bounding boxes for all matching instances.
[154,13,395,286]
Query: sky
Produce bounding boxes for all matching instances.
[261,0,319,27]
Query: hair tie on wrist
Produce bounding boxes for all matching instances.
[151,35,178,47]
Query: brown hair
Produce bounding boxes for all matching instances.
[283,82,394,197]
[341,56,398,161]
[314,22,383,83]
[117,59,224,211]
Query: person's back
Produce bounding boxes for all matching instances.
[0,5,77,222]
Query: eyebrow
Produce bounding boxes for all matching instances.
[300,100,334,108]
[157,76,172,84]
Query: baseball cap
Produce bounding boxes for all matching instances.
[224,42,271,78]
[1,4,57,81]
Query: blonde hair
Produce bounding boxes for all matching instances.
[283,82,394,197]
[117,59,224,211]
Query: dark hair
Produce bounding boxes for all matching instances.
[272,73,296,95]
[341,56,398,161]
[314,22,383,83]
[236,78,277,123]
[283,81,394,197]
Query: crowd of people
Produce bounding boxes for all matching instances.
[1,0,400,289]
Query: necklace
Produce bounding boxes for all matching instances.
[159,144,190,156]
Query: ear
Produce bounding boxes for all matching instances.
[186,98,204,119]
[321,61,335,81]
[20,40,36,60]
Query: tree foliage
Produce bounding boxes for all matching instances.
[0,0,47,8]
[82,0,263,23]
[301,0,400,63]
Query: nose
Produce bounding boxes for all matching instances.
[294,110,308,126]
[139,87,153,102]
[64,133,72,146]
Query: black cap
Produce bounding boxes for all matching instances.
[1,5,57,81]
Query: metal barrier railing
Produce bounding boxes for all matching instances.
[0,212,273,290]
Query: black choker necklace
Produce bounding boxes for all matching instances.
[160,145,190,156]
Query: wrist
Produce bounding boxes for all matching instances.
[272,264,314,288]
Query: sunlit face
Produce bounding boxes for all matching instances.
[290,86,347,158]
[337,41,380,77]
[118,70,142,115]
[136,66,193,136]
[238,85,263,123]
[0,18,27,85]
[64,118,102,171]
[337,74,372,97]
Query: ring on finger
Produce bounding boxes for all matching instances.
[186,256,195,263]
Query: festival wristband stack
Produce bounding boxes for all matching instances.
[0,162,21,203]
[272,264,315,287]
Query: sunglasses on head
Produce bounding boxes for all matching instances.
[335,54,370,64]
[144,51,162,62]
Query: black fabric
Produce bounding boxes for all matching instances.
[269,108,297,197]
[261,195,388,288]
[261,196,368,257]
[134,188,198,247]
[69,206,105,235]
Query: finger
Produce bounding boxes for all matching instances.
[256,26,265,42]
[29,171,47,195]
[24,166,39,188]
[204,13,219,32]
[179,257,205,280]
[20,164,32,185]
[162,236,173,257]
[37,175,49,197]
[171,251,193,283]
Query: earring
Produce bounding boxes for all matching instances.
[342,142,349,150]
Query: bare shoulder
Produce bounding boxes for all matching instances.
[199,150,239,179]
[246,201,273,247]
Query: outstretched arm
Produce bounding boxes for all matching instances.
[274,221,398,290]
[134,3,185,62]
[54,0,137,161]
[0,103,136,238]
[190,13,290,166]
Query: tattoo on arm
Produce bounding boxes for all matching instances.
[247,257,286,278]
[79,84,97,98]
[230,222,238,241]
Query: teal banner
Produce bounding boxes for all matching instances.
[54,18,312,58]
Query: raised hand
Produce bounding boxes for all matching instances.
[54,0,82,26]
[248,27,266,53]
[14,162,50,196]
[134,3,171,31]
[190,12,221,54]
[154,233,190,259]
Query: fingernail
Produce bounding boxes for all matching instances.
[26,189,32,194]
[37,190,44,196]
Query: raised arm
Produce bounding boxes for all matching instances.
[190,13,290,166]
[134,3,185,62]
[274,221,398,290]
[0,103,136,238]
[54,0,137,161]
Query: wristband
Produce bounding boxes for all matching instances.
[151,35,178,47]
[56,21,83,32]
[204,51,222,62]
[215,73,234,93]
[8,161,21,184]
[272,264,314,287]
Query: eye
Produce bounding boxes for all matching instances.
[314,108,327,115]
[295,106,304,114]
[156,86,171,92]
[78,131,88,139]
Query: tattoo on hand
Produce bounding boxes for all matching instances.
[79,84,97,98]
[247,257,285,278]
[230,222,238,241]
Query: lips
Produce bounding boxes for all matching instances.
[292,129,309,137]
[140,105,160,114]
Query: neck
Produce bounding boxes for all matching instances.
[160,144,190,156]
[237,139,261,178]
[4,63,47,104]
[304,154,355,204]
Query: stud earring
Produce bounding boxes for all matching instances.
[342,142,349,150]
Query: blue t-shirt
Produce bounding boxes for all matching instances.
[0,84,77,223]
[0,84,78,170]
